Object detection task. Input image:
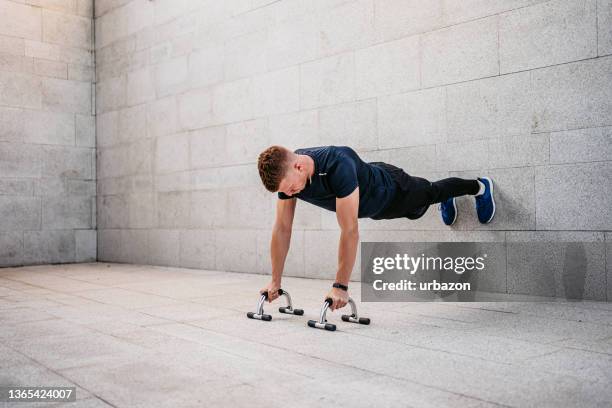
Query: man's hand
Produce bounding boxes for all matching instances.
[326,287,349,311]
[260,281,281,303]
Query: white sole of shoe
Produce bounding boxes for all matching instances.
[479,177,495,224]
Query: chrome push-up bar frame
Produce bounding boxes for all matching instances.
[307,297,370,331]
[246,289,304,321]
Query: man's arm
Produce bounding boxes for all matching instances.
[335,186,360,284]
[271,197,296,283]
[327,186,359,310]
[261,197,297,301]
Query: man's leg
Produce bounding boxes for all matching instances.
[407,177,483,225]
[371,162,482,219]
[426,177,481,205]
[399,177,481,211]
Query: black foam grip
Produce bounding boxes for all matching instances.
[293,309,304,316]
[325,323,336,331]
[260,291,269,299]
[341,315,350,322]
[247,312,255,319]
[261,314,272,321]
[359,317,370,325]
[325,298,333,306]
[307,320,316,328]
[278,288,284,295]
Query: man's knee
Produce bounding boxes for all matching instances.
[422,181,444,204]
[407,183,437,207]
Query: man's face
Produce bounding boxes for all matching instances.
[277,162,308,196]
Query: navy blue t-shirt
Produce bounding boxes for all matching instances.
[278,146,396,219]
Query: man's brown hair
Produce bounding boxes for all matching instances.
[257,145,293,192]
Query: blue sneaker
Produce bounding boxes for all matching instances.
[475,177,495,224]
[438,197,457,226]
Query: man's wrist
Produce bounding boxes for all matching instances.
[332,282,348,291]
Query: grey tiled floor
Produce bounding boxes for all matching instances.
[1,263,612,407]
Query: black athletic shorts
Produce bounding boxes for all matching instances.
[369,162,432,220]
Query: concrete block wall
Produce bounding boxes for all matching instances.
[94,0,612,299]
[0,0,95,266]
